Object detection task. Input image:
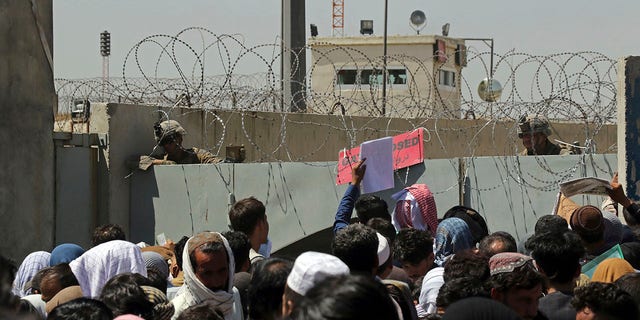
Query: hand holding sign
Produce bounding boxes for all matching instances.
[351,158,367,186]
[607,172,632,208]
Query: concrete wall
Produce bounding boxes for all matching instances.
[92,103,616,241]
[0,1,55,260]
[129,155,616,256]
[617,57,640,201]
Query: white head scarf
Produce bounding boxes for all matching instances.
[12,251,50,297]
[180,232,236,316]
[69,240,147,298]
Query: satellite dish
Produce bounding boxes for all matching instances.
[409,10,427,34]
[477,78,503,102]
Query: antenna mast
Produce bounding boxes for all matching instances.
[332,0,344,37]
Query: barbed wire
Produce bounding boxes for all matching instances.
[54,28,619,197]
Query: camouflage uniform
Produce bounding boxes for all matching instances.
[518,140,570,156]
[517,114,571,156]
[157,147,221,164]
[139,120,221,170]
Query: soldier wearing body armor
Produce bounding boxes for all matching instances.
[518,114,570,156]
[139,120,221,170]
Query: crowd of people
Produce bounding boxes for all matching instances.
[2,158,640,319]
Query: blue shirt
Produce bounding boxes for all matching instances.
[333,183,360,235]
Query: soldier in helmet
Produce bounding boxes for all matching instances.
[518,114,570,156]
[139,120,221,170]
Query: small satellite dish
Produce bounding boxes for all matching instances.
[409,10,427,34]
[478,78,503,102]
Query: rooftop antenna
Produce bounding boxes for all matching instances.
[409,10,427,35]
[442,23,450,36]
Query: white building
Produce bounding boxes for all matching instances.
[308,35,466,118]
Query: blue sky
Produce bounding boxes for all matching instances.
[53,0,639,79]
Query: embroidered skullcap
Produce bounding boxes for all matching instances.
[489,252,533,276]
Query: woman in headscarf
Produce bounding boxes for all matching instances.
[50,243,85,266]
[434,217,475,267]
[69,240,147,298]
[11,251,50,297]
[591,257,635,283]
[171,232,242,320]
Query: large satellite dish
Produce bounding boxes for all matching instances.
[410,10,427,34]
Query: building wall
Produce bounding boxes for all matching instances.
[309,35,464,117]
[93,104,616,238]
[128,155,616,255]
[0,1,55,260]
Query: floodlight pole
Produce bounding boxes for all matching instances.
[461,38,494,78]
[381,0,388,116]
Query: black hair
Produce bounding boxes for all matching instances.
[393,228,433,265]
[332,224,379,274]
[91,224,126,247]
[572,282,638,320]
[525,230,585,284]
[354,195,390,224]
[145,268,167,294]
[293,274,399,320]
[442,206,489,244]
[222,231,251,273]
[487,262,545,294]
[436,277,490,310]
[478,231,517,257]
[248,258,293,320]
[443,250,489,282]
[103,273,150,288]
[173,236,190,270]
[615,272,640,308]
[228,197,266,236]
[47,298,113,320]
[189,241,226,270]
[366,217,396,245]
[99,277,153,319]
[176,301,225,320]
[534,215,568,235]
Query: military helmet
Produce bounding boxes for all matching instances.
[517,114,551,137]
[154,120,187,144]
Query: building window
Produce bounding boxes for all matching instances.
[336,68,408,87]
[438,69,456,87]
[360,69,382,85]
[337,69,357,85]
[388,69,407,85]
